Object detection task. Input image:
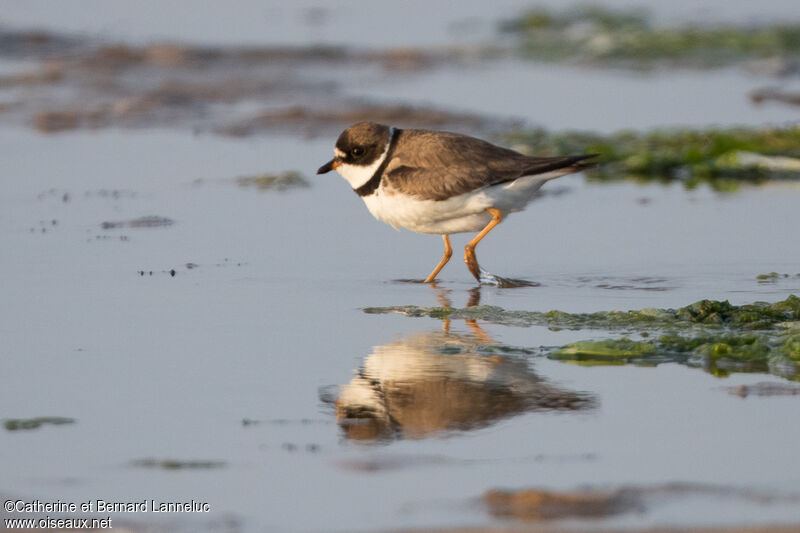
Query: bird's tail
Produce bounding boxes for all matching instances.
[567,154,599,172]
[520,154,599,178]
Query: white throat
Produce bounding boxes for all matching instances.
[335,128,394,190]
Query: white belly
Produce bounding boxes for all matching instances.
[363,188,494,234]
[362,173,563,234]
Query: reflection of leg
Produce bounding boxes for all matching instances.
[466,319,493,344]
[466,285,492,342]
[428,282,453,334]
[466,287,481,308]
[424,234,452,283]
[464,208,503,282]
[430,282,453,308]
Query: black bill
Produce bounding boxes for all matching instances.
[317,159,337,174]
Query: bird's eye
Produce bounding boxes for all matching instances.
[351,147,365,157]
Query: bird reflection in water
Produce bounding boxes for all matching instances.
[328,286,596,441]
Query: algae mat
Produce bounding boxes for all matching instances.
[366,295,800,381]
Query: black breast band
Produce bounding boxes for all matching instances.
[355,129,402,197]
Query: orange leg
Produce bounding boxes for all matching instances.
[464,208,503,282]
[424,234,452,283]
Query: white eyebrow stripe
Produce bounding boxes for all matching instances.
[335,148,346,158]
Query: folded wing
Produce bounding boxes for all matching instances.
[384,130,596,201]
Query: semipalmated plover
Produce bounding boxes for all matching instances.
[333,329,594,440]
[317,122,596,283]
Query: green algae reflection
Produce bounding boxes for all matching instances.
[365,295,800,381]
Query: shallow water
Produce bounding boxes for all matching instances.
[351,60,800,132]
[2,125,800,533]
[2,0,800,47]
[2,2,800,532]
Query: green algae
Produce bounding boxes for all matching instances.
[131,458,226,470]
[503,125,800,190]
[236,171,309,192]
[501,5,800,70]
[555,338,656,358]
[365,296,800,381]
[365,295,800,332]
[556,325,800,380]
[551,331,799,378]
[4,416,75,431]
[365,304,673,330]
[757,272,800,283]
[552,338,660,367]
